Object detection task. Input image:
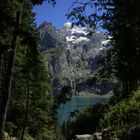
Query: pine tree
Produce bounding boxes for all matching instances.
[0,0,56,139]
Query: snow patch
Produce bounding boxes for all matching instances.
[64,22,72,29]
[71,26,89,36]
[77,36,90,42]
[101,39,110,45]
[64,22,90,44]
[66,36,89,44]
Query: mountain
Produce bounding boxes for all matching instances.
[38,21,112,95]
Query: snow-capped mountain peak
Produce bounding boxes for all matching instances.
[61,22,111,49]
[62,22,90,44]
[63,22,88,35]
[38,21,112,96]
[63,22,72,29]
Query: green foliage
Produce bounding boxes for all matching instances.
[54,86,72,107]
[23,133,34,140]
[0,0,60,139]
[100,90,140,139]
[5,44,59,139]
[62,103,107,140]
[109,82,124,105]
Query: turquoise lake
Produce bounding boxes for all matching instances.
[57,96,109,124]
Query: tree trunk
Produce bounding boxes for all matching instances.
[20,77,30,140]
[0,52,3,96]
[0,1,24,139]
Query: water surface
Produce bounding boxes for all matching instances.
[57,95,109,124]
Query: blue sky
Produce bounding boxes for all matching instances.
[33,0,74,29]
[33,0,106,32]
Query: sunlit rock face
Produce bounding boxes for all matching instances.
[38,21,112,95]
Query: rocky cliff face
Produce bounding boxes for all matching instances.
[38,21,112,95]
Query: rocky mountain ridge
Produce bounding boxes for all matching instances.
[38,21,112,95]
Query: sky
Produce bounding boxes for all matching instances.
[33,0,74,29]
[33,0,106,32]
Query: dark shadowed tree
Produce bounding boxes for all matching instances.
[0,0,56,139]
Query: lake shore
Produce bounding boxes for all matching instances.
[78,90,113,98]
